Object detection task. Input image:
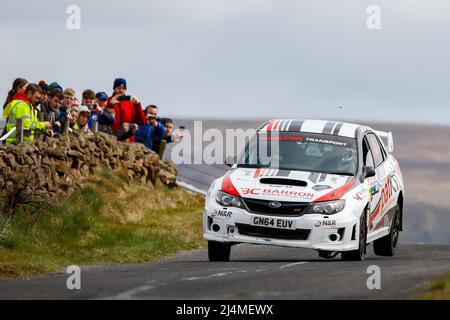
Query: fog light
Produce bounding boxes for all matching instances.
[212,224,220,232]
[329,233,339,242]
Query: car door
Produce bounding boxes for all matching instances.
[375,135,400,228]
[365,133,390,231]
[362,136,379,232]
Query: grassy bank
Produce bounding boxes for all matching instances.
[0,170,206,280]
[422,273,450,299]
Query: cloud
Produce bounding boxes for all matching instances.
[1,0,450,123]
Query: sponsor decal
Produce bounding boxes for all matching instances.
[268,184,293,189]
[315,219,337,227]
[313,185,332,191]
[211,209,232,219]
[369,175,394,229]
[241,188,315,200]
[260,135,304,142]
[369,182,379,197]
[305,137,347,147]
[353,191,363,201]
[380,176,393,209]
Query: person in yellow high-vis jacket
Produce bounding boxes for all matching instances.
[4,83,52,144]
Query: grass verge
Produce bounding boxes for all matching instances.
[422,273,450,300]
[0,170,206,280]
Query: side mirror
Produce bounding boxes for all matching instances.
[225,156,235,167]
[363,166,376,179]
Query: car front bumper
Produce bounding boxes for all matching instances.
[203,202,361,252]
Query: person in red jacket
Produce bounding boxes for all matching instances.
[107,78,146,141]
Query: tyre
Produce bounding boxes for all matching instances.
[341,210,367,261]
[373,204,400,256]
[208,241,231,262]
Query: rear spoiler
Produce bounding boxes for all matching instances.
[374,130,394,153]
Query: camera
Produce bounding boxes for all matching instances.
[118,95,131,102]
[147,115,160,121]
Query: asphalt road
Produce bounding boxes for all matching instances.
[1,161,449,299]
[0,244,449,299]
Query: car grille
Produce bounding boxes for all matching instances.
[236,223,311,240]
[243,198,310,216]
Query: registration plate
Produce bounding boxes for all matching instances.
[251,216,295,230]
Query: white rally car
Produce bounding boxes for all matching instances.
[204,119,405,261]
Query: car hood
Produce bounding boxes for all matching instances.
[228,167,354,202]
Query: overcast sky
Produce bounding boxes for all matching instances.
[1,0,450,124]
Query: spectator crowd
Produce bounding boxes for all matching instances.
[0,77,182,155]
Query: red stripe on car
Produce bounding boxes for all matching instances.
[313,179,356,202]
[273,119,281,130]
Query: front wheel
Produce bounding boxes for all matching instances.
[208,241,231,262]
[373,205,400,256]
[341,210,367,261]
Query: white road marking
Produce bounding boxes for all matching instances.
[279,262,308,269]
[183,262,308,281]
[182,272,233,281]
[102,282,156,300]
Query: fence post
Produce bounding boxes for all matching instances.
[158,139,167,160]
[38,109,44,122]
[92,121,98,134]
[62,116,69,134]
[16,118,23,144]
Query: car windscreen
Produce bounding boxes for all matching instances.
[237,132,358,176]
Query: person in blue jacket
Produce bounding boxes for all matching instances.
[88,92,115,131]
[134,114,166,150]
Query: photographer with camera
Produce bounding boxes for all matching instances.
[107,78,145,141]
[151,118,183,153]
[85,90,115,133]
[134,111,166,150]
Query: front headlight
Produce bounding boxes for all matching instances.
[216,191,244,208]
[305,199,345,215]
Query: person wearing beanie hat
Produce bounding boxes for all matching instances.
[113,78,127,90]
[48,81,63,92]
[106,78,146,141]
